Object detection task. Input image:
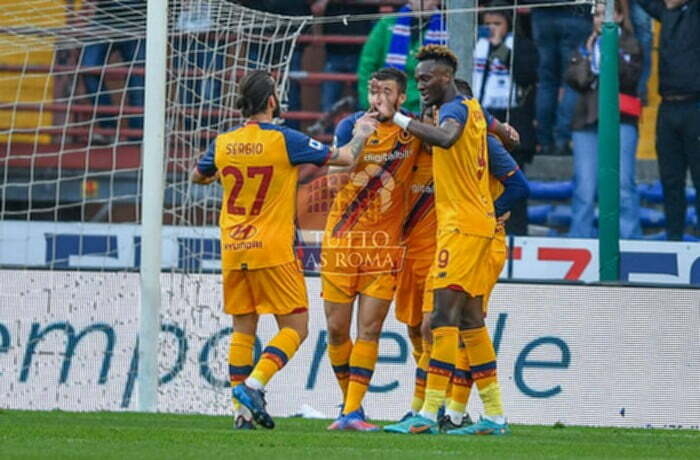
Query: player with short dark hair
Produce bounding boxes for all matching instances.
[191,70,377,430]
[323,67,421,432]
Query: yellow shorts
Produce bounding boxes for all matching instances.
[394,257,433,326]
[321,271,397,304]
[223,261,308,316]
[429,230,493,297]
[482,235,507,313]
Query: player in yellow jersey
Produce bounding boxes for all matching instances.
[191,70,378,430]
[382,45,509,435]
[394,106,529,428]
[440,134,529,433]
[323,68,422,431]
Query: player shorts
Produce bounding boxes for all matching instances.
[223,261,308,316]
[429,229,493,298]
[320,242,400,304]
[321,271,397,304]
[394,256,433,326]
[482,235,507,313]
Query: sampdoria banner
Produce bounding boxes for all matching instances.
[1,270,698,429]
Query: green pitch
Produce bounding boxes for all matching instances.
[2,410,699,459]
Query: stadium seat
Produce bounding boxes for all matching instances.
[528,180,573,201]
[637,180,697,204]
[639,207,665,228]
[639,206,697,228]
[546,205,572,227]
[642,231,699,242]
[527,204,553,225]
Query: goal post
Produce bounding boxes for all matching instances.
[139,0,168,413]
[0,0,309,413]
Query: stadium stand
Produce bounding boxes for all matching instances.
[1,0,697,239]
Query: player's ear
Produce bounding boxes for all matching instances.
[267,94,276,111]
[397,92,407,106]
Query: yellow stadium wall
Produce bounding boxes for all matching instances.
[0,0,73,144]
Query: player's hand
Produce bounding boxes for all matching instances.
[353,111,379,139]
[503,123,520,150]
[497,211,511,226]
[200,171,220,185]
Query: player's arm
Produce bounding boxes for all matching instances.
[483,107,520,152]
[488,136,530,217]
[392,104,464,149]
[326,111,378,167]
[191,141,219,185]
[286,112,378,169]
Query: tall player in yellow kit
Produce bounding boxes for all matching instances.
[191,70,378,430]
[383,45,508,435]
[441,134,529,433]
[323,68,421,431]
[394,102,529,427]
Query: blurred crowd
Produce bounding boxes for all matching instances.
[77,0,700,240]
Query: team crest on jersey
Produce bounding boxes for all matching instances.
[229,224,258,240]
[398,129,412,143]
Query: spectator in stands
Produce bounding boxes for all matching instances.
[239,0,311,129]
[626,0,653,104]
[472,1,538,235]
[312,0,378,117]
[565,0,642,239]
[524,0,592,156]
[176,0,224,130]
[357,0,446,114]
[637,0,700,240]
[81,0,146,142]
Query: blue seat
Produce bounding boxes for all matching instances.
[527,204,553,225]
[547,205,572,227]
[642,231,699,242]
[638,180,697,204]
[528,180,573,201]
[639,207,665,228]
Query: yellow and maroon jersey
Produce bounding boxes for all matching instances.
[196,121,330,270]
[433,95,495,238]
[401,147,437,260]
[324,111,421,246]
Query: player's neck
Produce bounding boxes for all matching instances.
[439,85,458,106]
[249,111,273,123]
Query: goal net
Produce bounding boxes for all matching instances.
[0,0,309,413]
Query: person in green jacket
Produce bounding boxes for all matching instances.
[357,0,445,114]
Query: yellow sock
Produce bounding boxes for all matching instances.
[461,327,503,417]
[408,333,423,364]
[247,328,300,388]
[420,326,458,421]
[229,331,255,410]
[447,345,473,417]
[328,339,353,400]
[342,339,378,415]
[411,341,431,413]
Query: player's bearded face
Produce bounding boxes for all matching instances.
[368,79,404,122]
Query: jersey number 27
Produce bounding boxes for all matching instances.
[222,165,273,216]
